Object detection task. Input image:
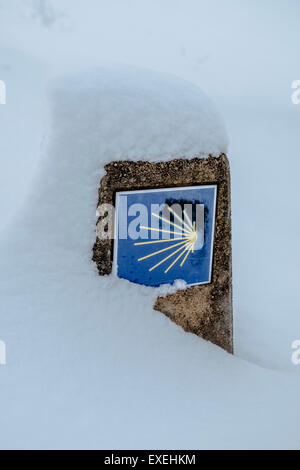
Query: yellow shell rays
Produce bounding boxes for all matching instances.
[164,242,193,273]
[134,209,198,273]
[151,212,191,235]
[168,206,193,232]
[137,239,189,262]
[149,241,191,272]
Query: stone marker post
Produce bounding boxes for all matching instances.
[93,154,233,353]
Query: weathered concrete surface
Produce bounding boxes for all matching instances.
[93,154,233,353]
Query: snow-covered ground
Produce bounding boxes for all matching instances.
[0,0,300,450]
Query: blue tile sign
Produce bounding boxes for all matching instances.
[114,185,217,287]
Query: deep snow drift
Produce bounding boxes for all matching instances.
[53,66,228,161]
[0,66,300,449]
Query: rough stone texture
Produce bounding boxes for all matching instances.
[93,154,233,353]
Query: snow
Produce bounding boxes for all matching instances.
[0,0,300,450]
[53,66,228,162]
[0,45,46,232]
[157,279,187,297]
